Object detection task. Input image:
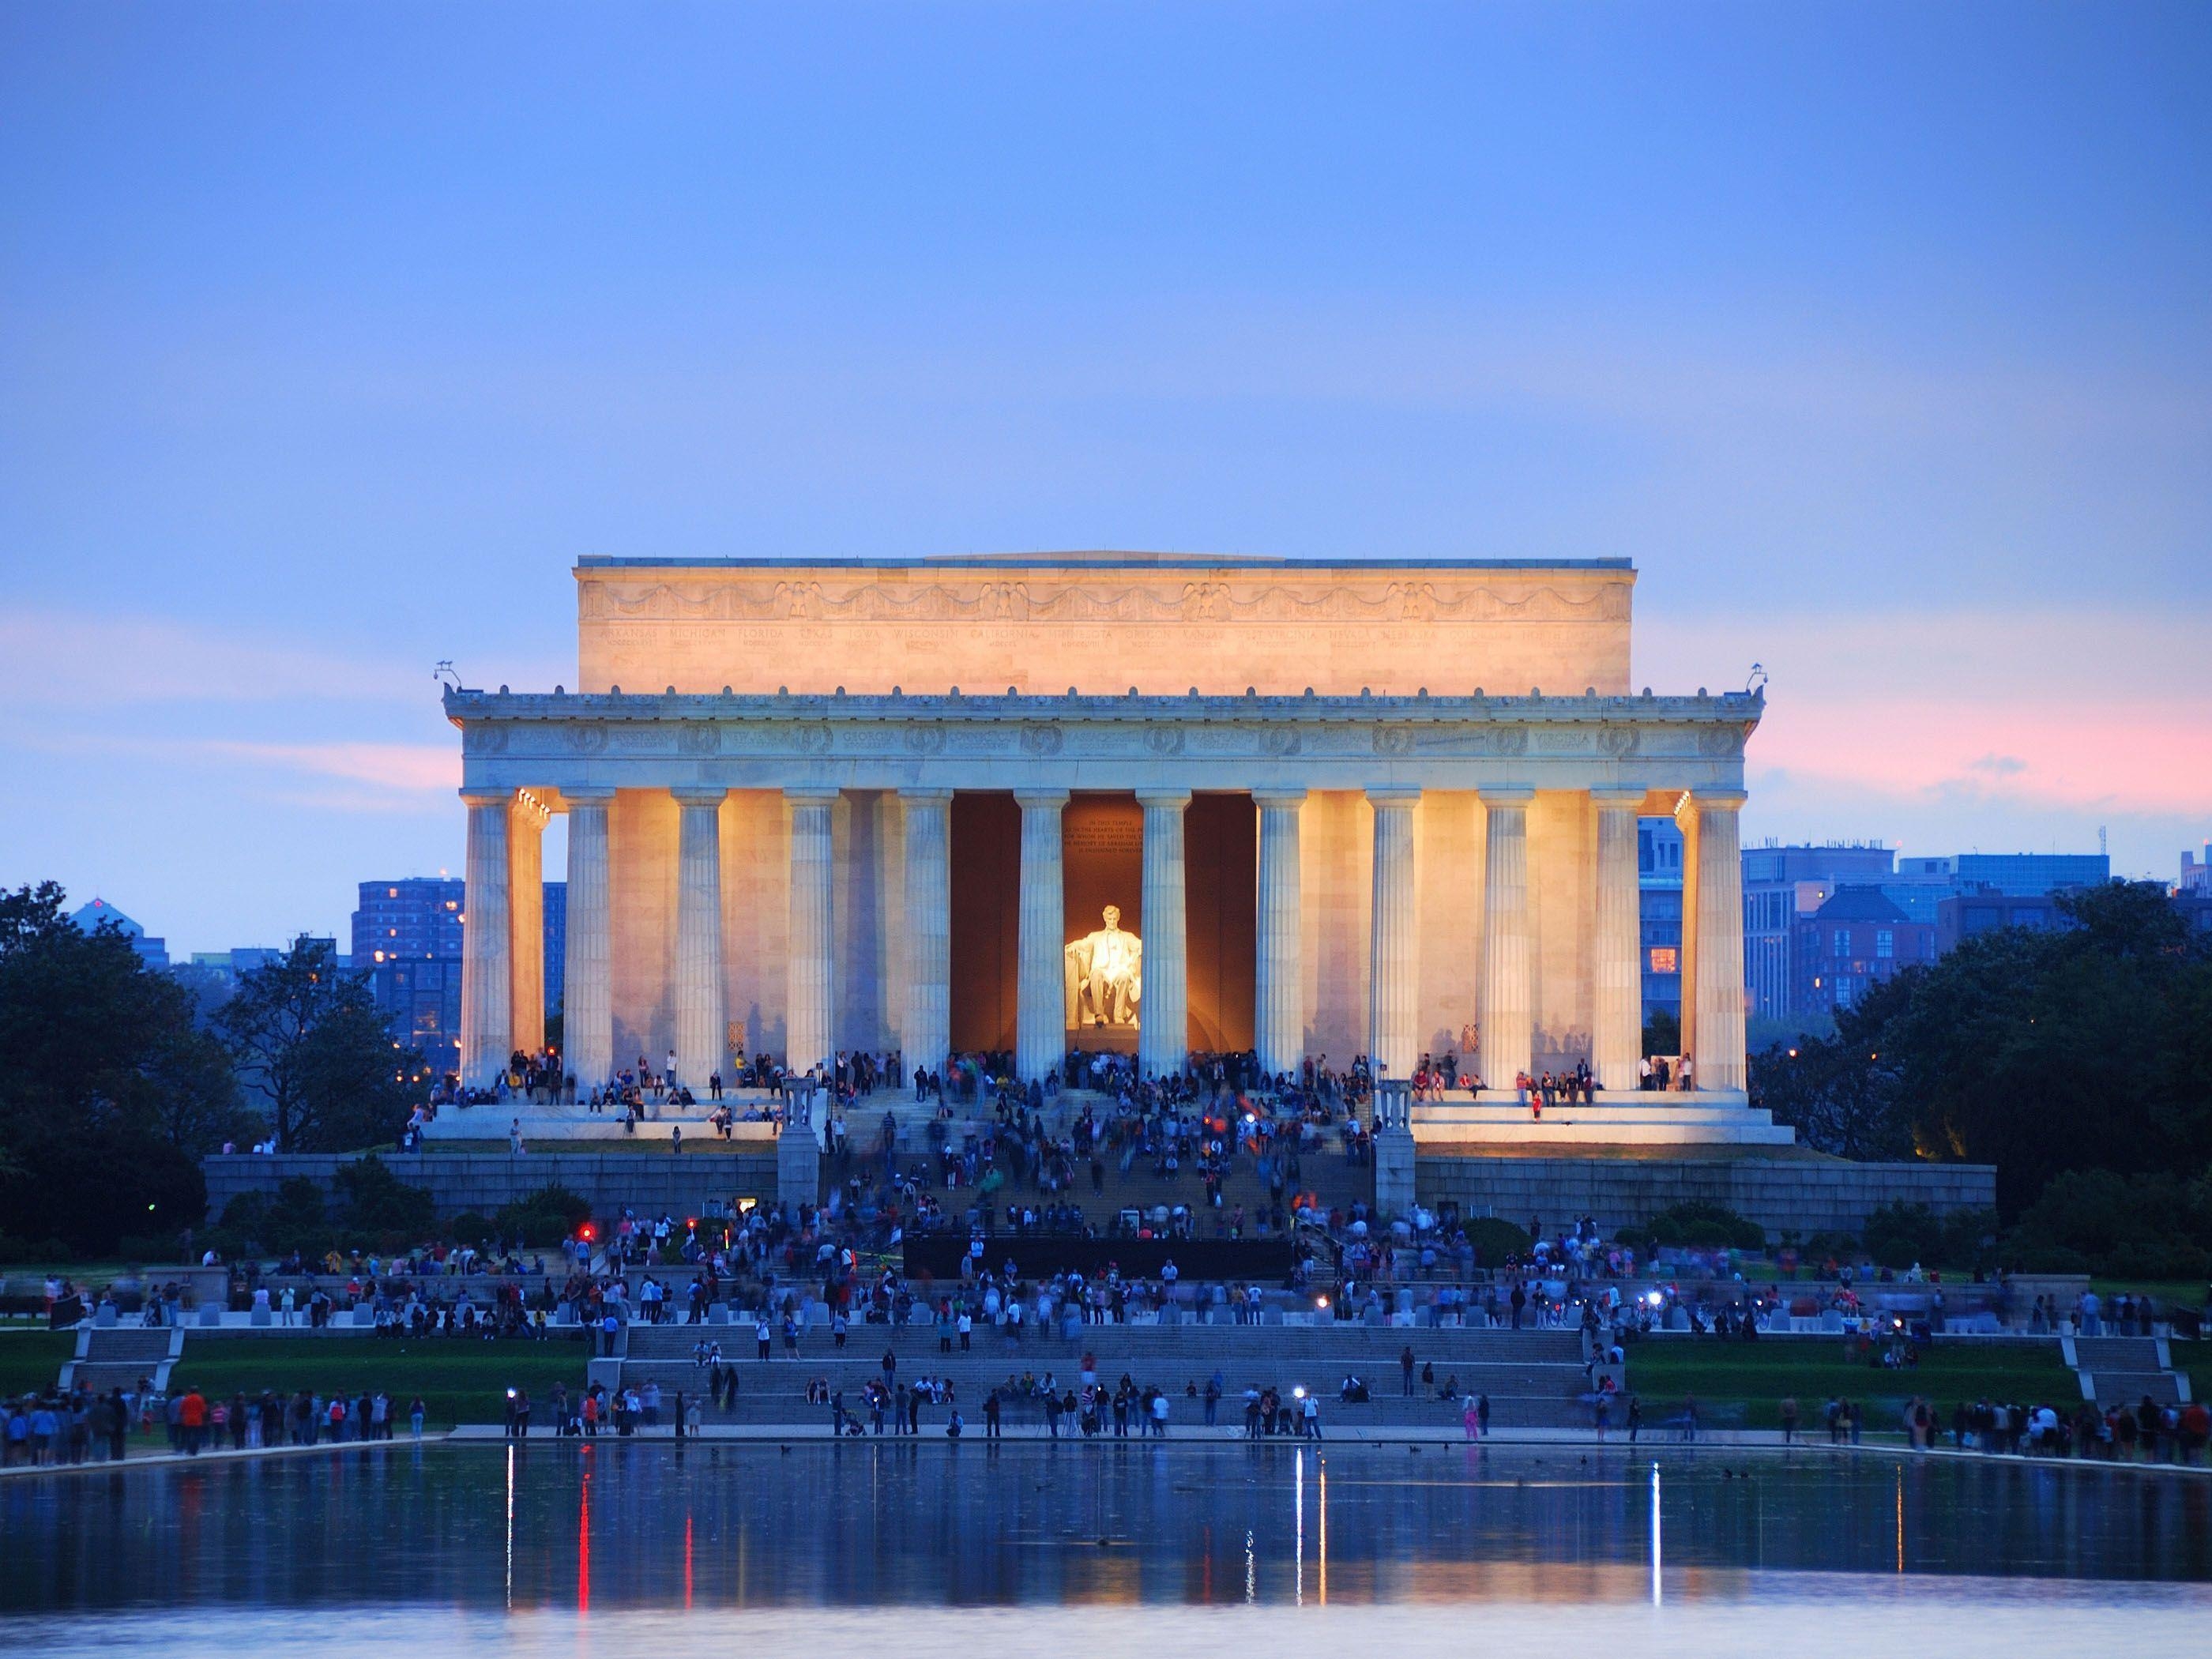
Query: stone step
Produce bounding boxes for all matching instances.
[619,1321,1583,1355]
[63,1360,167,1393]
[2084,1370,2184,1405]
[2072,1336,2163,1370]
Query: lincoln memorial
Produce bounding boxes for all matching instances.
[445,554,1766,1135]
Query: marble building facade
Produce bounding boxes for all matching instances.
[446,555,1762,1119]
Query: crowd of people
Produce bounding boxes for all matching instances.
[2,1380,431,1467]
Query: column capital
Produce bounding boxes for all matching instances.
[1687,787,1749,811]
[1013,788,1070,810]
[1589,785,1648,808]
[559,784,618,805]
[1135,787,1192,809]
[459,787,513,808]
[783,784,843,803]
[897,787,956,803]
[1364,786,1421,807]
[670,785,728,807]
[1251,788,1308,808]
[1477,784,1536,807]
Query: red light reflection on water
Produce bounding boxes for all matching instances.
[577,1454,592,1615]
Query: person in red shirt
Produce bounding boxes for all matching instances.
[177,1388,209,1455]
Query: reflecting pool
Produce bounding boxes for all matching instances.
[4,1443,2208,1657]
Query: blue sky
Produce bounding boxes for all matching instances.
[2,2,2207,952]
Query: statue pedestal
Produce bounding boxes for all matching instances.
[1068,1024,1138,1055]
[1375,1124,1416,1219]
[777,1121,822,1205]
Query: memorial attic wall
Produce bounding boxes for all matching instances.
[575,555,1635,698]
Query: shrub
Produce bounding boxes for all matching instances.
[449,1211,493,1247]
[494,1184,593,1248]
[332,1156,435,1237]
[1462,1217,1533,1265]
[1644,1202,1765,1251]
[2003,1169,2212,1277]
[1862,1201,1946,1270]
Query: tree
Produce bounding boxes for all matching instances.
[1752,970,1917,1161]
[0,882,236,1252]
[1750,880,2212,1217]
[216,939,419,1153]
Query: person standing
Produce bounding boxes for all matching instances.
[104,1388,129,1463]
[1401,1345,1416,1396]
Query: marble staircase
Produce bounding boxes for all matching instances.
[610,1319,1604,1429]
[1411,1089,1796,1146]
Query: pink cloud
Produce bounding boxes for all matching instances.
[1751,698,2212,815]
[192,739,460,795]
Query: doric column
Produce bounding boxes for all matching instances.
[458,788,514,1089]
[672,787,728,1089]
[561,787,616,1089]
[1252,789,1307,1082]
[1591,787,1646,1093]
[1684,788,1748,1092]
[785,787,839,1079]
[1479,786,1534,1089]
[899,789,954,1078]
[1014,789,1069,1082]
[507,791,550,1055]
[1136,788,1191,1078]
[1366,788,1420,1084]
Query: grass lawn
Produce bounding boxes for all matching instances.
[164,1334,592,1427]
[1625,1334,2081,1430]
[0,1331,589,1428]
[0,1332,75,1398]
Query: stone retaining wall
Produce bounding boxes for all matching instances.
[202,1152,781,1221]
[1416,1154,1996,1239]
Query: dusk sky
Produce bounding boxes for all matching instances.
[3,2,2207,955]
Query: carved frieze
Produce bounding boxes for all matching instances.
[578,575,1630,628]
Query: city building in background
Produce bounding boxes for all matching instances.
[1792,886,1936,1018]
[1744,841,2113,1028]
[541,882,566,1025]
[1638,818,1683,1027]
[350,877,564,1074]
[66,897,168,969]
[1936,888,2069,952]
[352,878,466,1070]
[2178,841,2212,894]
[1740,842,1895,1021]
